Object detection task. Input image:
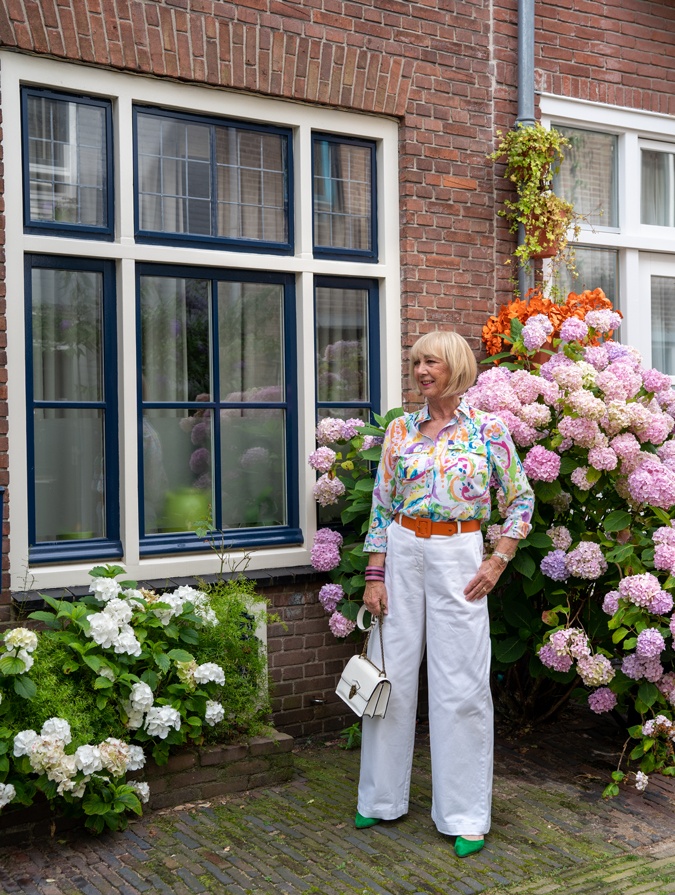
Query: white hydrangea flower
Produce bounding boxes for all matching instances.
[195,606,218,627]
[99,738,131,777]
[16,649,34,673]
[130,681,154,713]
[41,717,72,745]
[28,735,67,775]
[205,700,225,726]
[113,625,142,657]
[635,771,649,792]
[50,753,78,788]
[89,577,122,602]
[144,705,182,739]
[99,666,115,682]
[103,597,133,626]
[194,663,225,686]
[129,781,150,804]
[126,745,146,772]
[123,702,145,730]
[4,627,39,652]
[88,613,120,649]
[0,783,16,809]
[175,660,198,689]
[122,588,145,604]
[173,585,203,603]
[13,729,38,757]
[74,744,103,776]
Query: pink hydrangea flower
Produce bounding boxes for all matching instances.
[628,457,675,509]
[538,643,573,673]
[565,542,607,580]
[310,528,343,571]
[577,654,614,687]
[570,466,595,491]
[588,446,618,471]
[584,345,610,371]
[312,474,346,507]
[308,446,337,474]
[546,526,572,551]
[523,446,561,482]
[559,317,589,343]
[588,687,617,714]
[316,417,346,445]
[642,368,672,393]
[618,573,662,608]
[585,309,622,333]
[328,611,356,638]
[521,314,554,351]
[602,591,620,616]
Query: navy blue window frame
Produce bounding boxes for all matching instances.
[25,255,121,564]
[133,106,294,255]
[314,276,381,421]
[311,133,378,263]
[137,264,300,556]
[21,88,114,240]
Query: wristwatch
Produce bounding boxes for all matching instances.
[492,551,511,565]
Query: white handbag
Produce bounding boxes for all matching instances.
[336,606,391,719]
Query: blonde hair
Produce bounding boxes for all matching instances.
[409,331,477,398]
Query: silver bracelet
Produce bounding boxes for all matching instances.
[492,551,511,565]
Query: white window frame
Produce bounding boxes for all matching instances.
[2,52,402,592]
[541,94,675,365]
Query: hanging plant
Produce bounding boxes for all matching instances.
[490,122,581,286]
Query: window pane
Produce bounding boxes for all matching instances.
[27,94,107,226]
[218,281,284,400]
[32,267,103,402]
[555,247,618,305]
[143,408,213,534]
[313,139,373,251]
[140,276,211,402]
[556,128,618,228]
[642,149,675,226]
[652,276,675,375]
[216,128,287,242]
[219,408,287,527]
[137,113,213,235]
[316,286,369,402]
[34,408,105,541]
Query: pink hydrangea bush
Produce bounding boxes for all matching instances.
[308,409,402,635]
[469,300,675,794]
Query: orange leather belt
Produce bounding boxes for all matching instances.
[395,514,481,538]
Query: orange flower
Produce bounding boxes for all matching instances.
[482,288,622,357]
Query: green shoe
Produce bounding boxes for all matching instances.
[355,811,380,829]
[454,836,484,857]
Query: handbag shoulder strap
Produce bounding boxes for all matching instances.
[358,608,386,677]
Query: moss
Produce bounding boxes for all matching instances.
[193,576,272,742]
[4,636,126,744]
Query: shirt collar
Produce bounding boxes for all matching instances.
[415,398,471,427]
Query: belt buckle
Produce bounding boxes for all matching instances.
[415,517,432,538]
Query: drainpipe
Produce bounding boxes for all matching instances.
[516,0,536,298]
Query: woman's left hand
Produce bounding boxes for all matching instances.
[464,557,506,602]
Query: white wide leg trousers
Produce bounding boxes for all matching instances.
[357,520,493,836]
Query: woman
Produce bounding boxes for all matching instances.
[357,330,534,857]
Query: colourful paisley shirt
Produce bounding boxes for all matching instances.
[364,399,534,553]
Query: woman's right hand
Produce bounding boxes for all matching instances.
[364,580,388,617]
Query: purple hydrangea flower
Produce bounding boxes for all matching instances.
[588,687,617,714]
[636,628,666,658]
[521,314,554,352]
[559,317,589,343]
[602,591,620,616]
[308,447,337,474]
[318,583,344,614]
[541,549,569,581]
[538,643,573,673]
[312,474,346,507]
[565,542,607,580]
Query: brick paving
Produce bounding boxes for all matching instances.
[2,710,675,895]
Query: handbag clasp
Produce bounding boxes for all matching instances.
[349,682,360,699]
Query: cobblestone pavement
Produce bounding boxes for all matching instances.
[2,711,675,895]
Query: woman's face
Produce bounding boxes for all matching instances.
[413,354,451,400]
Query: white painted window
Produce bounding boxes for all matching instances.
[2,52,401,591]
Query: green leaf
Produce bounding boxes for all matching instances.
[354,478,375,493]
[83,655,103,673]
[603,783,620,798]
[611,627,628,644]
[96,695,108,711]
[113,790,143,815]
[359,447,383,461]
[534,480,562,503]
[522,571,545,597]
[559,456,579,475]
[13,676,37,700]
[167,648,195,663]
[603,510,633,532]
[94,676,114,690]
[27,611,59,627]
[605,544,634,563]
[492,635,527,664]
[511,550,536,579]
[179,627,199,645]
[523,532,553,550]
[154,652,171,673]
[0,656,27,675]
[638,682,659,708]
[83,794,112,815]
